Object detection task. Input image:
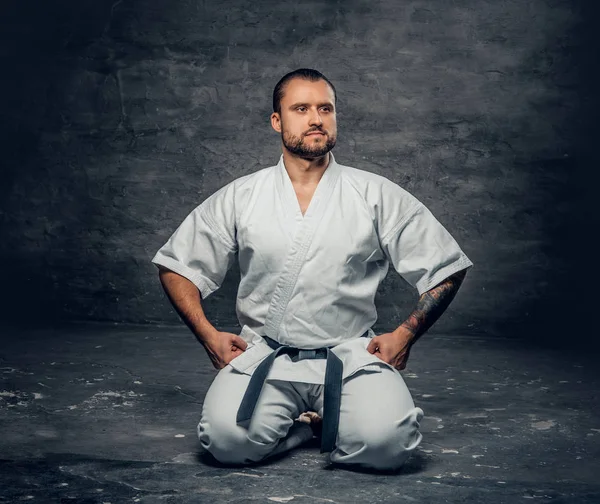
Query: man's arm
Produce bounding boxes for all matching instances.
[399,268,468,343]
[158,266,247,369]
[158,266,217,343]
[367,268,468,370]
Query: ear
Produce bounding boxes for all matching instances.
[270,112,282,133]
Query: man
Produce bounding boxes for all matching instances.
[152,68,472,471]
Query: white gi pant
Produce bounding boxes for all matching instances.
[197,336,424,471]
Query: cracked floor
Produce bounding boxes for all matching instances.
[1,324,599,503]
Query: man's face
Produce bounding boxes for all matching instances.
[271,78,337,159]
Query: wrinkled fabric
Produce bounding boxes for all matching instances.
[152,153,473,383]
[197,346,424,470]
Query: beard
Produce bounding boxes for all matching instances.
[281,127,336,158]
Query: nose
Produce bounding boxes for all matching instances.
[308,109,323,126]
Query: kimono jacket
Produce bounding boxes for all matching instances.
[152,153,473,383]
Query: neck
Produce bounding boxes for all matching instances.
[281,149,331,185]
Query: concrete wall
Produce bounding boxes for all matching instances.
[1,0,598,347]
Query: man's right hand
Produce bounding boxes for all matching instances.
[202,331,248,370]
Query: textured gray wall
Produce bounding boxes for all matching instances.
[1,1,598,346]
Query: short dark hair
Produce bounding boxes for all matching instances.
[272,68,337,114]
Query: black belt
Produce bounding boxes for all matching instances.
[236,333,367,453]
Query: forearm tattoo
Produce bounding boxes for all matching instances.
[401,269,467,342]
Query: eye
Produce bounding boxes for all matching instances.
[320,106,331,113]
[297,106,307,112]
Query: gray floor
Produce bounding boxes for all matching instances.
[1,324,599,503]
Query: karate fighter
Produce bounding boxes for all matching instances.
[152,68,473,471]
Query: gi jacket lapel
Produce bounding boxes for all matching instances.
[264,154,341,342]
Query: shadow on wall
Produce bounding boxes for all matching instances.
[495,1,600,349]
[1,2,120,324]
[0,0,185,325]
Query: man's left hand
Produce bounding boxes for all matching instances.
[366,330,414,371]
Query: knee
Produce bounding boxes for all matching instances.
[197,414,282,465]
[334,407,424,470]
[197,415,250,465]
[372,406,424,455]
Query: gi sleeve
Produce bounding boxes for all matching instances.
[380,201,473,296]
[151,183,238,299]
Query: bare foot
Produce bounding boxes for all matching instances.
[297,411,322,438]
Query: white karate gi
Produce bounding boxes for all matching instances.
[152,153,473,470]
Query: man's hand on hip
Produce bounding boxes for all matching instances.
[203,331,248,370]
[366,329,414,371]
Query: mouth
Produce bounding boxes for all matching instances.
[305,131,326,136]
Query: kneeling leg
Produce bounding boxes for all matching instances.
[328,367,424,471]
[197,367,313,465]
